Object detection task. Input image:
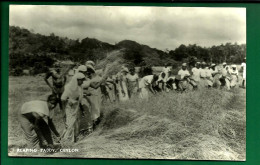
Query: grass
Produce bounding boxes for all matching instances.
[8,75,246,160]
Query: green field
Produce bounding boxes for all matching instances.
[8,75,246,160]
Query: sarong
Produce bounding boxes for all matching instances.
[62,101,80,142]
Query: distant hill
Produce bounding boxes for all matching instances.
[9,25,246,76]
[116,40,177,66]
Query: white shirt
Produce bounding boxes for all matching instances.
[157,72,167,83]
[241,62,246,78]
[126,73,139,82]
[21,100,49,118]
[139,75,154,88]
[191,67,201,81]
[200,68,207,78]
[206,68,213,78]
[162,67,171,74]
[178,69,190,79]
[229,68,239,76]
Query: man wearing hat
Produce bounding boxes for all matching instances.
[229,65,239,88]
[77,65,88,75]
[85,60,95,67]
[61,72,86,142]
[209,63,222,87]
[84,64,105,129]
[199,62,207,86]
[191,62,201,87]
[176,63,197,91]
[80,67,108,135]
[117,67,130,101]
[19,94,61,150]
[241,57,246,88]
[162,63,171,80]
[44,63,75,110]
[219,62,231,90]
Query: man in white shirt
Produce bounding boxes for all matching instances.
[219,62,231,90]
[176,63,197,91]
[241,57,246,88]
[191,62,201,87]
[156,72,167,91]
[19,95,61,150]
[229,65,239,88]
[139,74,158,99]
[178,63,190,79]
[162,63,171,80]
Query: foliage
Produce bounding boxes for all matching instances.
[169,43,246,64]
[9,26,246,76]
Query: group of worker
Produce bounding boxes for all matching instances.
[18,58,246,151]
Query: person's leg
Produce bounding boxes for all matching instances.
[81,104,93,134]
[18,113,40,149]
[225,78,231,90]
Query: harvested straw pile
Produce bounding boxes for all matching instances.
[97,88,246,160]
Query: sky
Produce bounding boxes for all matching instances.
[9,5,246,50]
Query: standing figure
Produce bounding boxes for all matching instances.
[80,72,106,135]
[176,63,197,91]
[241,58,246,88]
[205,65,214,87]
[162,63,171,80]
[85,64,103,129]
[105,75,117,102]
[229,65,239,88]
[117,67,130,101]
[210,63,221,87]
[191,62,201,87]
[219,62,231,90]
[126,68,139,98]
[44,63,73,110]
[61,73,85,143]
[18,95,60,150]
[199,62,212,88]
[139,74,158,100]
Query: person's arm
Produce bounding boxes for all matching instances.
[44,71,54,91]
[48,117,60,137]
[148,84,156,94]
[61,92,69,125]
[119,75,125,95]
[61,100,67,125]
[162,81,165,91]
[89,81,102,89]
[61,64,76,77]
[136,78,139,90]
[32,113,53,145]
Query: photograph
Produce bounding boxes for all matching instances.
[8,5,246,160]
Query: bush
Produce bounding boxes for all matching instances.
[13,67,23,76]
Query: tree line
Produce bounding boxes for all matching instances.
[9,26,246,75]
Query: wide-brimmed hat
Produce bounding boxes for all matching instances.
[223,62,227,65]
[85,60,95,67]
[211,63,216,67]
[121,67,129,73]
[86,64,95,73]
[201,62,206,65]
[182,63,187,67]
[78,65,87,72]
[231,65,237,68]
